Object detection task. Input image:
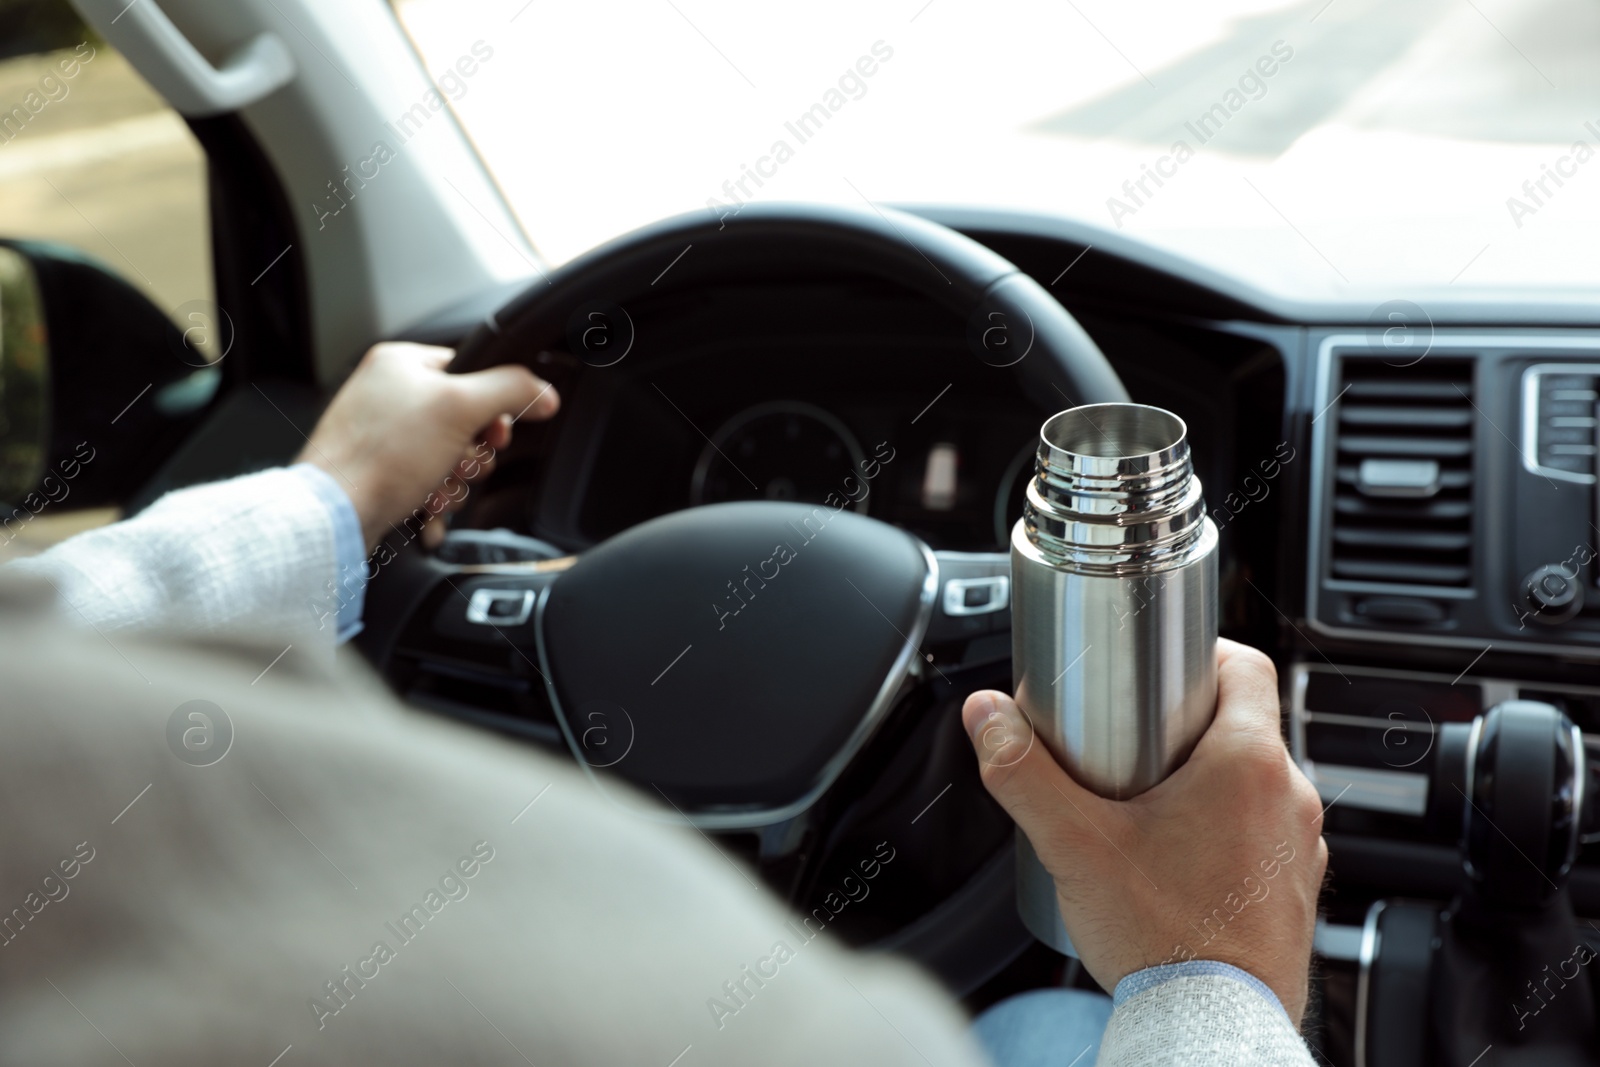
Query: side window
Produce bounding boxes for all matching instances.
[0,0,213,551]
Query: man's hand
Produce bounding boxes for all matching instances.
[963,639,1327,1024]
[298,342,559,550]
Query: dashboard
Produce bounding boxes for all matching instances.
[442,212,1600,881]
[458,270,1287,567]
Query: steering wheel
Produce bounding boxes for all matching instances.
[369,202,1127,990]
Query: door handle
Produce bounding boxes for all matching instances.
[72,0,295,116]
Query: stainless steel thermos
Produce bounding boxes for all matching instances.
[1010,403,1219,954]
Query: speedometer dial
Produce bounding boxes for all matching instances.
[691,401,869,513]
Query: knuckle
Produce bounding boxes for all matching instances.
[362,342,399,367]
[1290,773,1324,823]
[1241,736,1293,779]
[497,363,537,394]
[439,380,478,420]
[1236,645,1278,685]
[1259,758,1298,802]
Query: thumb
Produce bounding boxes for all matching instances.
[961,690,1113,873]
[450,363,560,429]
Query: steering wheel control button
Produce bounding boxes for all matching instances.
[430,576,557,643]
[926,552,1011,642]
[1523,564,1583,625]
[943,575,1009,616]
[466,588,535,627]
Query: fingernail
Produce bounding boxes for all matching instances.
[966,692,998,742]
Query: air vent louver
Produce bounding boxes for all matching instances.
[1327,357,1475,588]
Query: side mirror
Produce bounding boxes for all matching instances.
[0,239,223,535]
[0,247,48,506]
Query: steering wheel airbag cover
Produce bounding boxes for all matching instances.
[536,501,936,826]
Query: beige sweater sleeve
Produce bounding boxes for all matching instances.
[1097,965,1318,1067]
[6,465,351,641]
[0,596,988,1067]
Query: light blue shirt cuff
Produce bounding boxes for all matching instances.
[289,462,366,643]
[1112,960,1290,1021]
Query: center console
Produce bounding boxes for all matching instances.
[1292,331,1600,1065]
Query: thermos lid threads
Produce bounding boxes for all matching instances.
[1023,403,1209,571]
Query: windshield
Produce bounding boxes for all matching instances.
[391,0,1600,301]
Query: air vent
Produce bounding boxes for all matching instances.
[1327,357,1475,588]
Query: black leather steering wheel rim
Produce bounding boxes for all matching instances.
[451,201,1128,409]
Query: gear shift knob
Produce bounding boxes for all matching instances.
[1373,702,1600,1066]
[1445,700,1588,910]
